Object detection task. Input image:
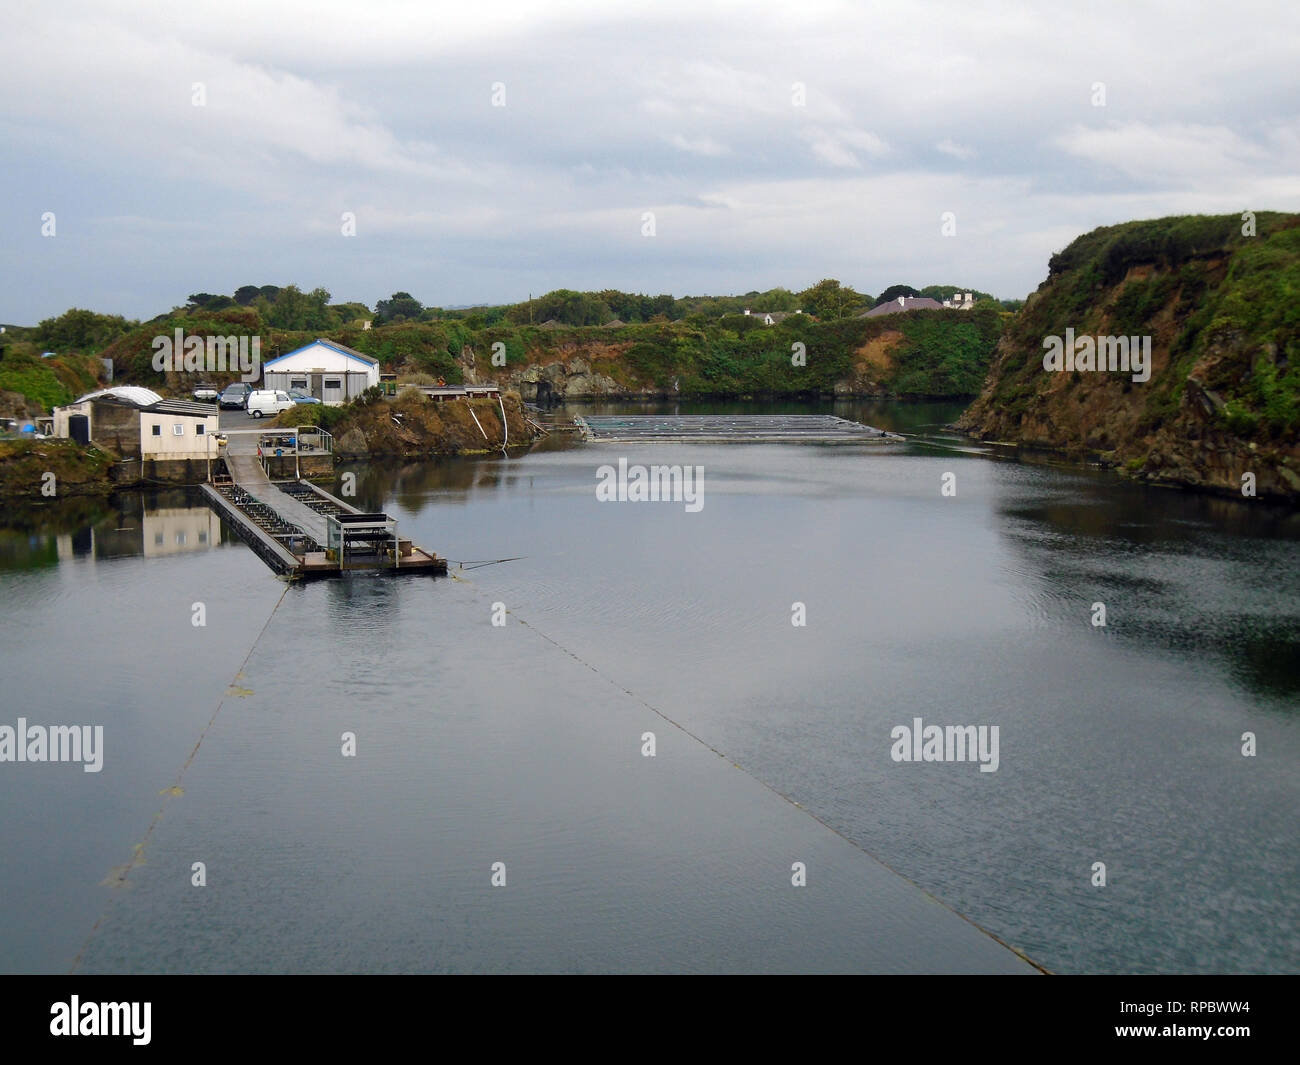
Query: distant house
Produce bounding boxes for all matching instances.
[860,296,945,318]
[603,318,627,328]
[538,319,561,329]
[942,292,975,309]
[261,339,380,405]
[743,309,803,326]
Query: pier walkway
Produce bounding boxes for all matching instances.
[204,433,446,578]
[223,453,329,546]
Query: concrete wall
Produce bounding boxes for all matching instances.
[139,411,221,459]
[262,453,334,480]
[88,401,141,459]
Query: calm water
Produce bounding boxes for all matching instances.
[1,400,1296,973]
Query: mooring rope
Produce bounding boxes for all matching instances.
[446,556,525,570]
[445,569,1050,974]
[70,580,293,973]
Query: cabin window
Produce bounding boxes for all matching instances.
[195,424,205,435]
[154,532,164,546]
[152,424,161,436]
[291,378,308,389]
[325,378,341,389]
[172,424,184,436]
[176,532,187,546]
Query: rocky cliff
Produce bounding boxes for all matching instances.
[957,213,1300,502]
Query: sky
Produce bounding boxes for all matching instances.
[3,0,1299,323]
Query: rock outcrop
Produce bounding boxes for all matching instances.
[957,213,1300,503]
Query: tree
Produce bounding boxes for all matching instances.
[919,285,996,304]
[798,279,867,320]
[376,292,423,324]
[34,308,134,353]
[875,284,921,306]
[305,287,335,330]
[266,284,314,330]
[234,285,263,306]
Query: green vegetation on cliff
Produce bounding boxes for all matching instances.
[987,212,1299,438]
[88,301,1002,400]
[961,211,1300,500]
[0,348,102,410]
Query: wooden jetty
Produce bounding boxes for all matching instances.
[575,414,902,443]
[201,434,446,579]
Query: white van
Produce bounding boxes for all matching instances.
[245,390,296,418]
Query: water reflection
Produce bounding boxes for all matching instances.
[0,488,230,571]
[994,474,1300,702]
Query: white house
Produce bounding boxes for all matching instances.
[53,386,219,461]
[261,339,381,405]
[942,292,975,309]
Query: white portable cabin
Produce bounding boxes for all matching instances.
[261,339,381,406]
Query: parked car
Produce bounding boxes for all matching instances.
[286,388,322,405]
[218,383,253,409]
[245,389,296,418]
[192,382,219,402]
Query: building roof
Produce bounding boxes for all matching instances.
[75,386,164,407]
[149,398,217,416]
[603,318,627,328]
[264,338,379,369]
[861,296,945,317]
[67,386,215,418]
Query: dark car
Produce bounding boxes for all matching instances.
[286,388,322,405]
[218,383,253,408]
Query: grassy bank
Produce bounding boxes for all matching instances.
[0,438,116,498]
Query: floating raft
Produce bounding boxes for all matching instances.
[576,414,902,443]
[202,454,446,578]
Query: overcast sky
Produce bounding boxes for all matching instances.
[4,0,1299,323]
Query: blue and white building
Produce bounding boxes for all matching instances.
[261,339,381,405]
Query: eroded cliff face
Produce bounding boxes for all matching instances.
[461,326,933,400]
[957,214,1300,502]
[330,392,536,458]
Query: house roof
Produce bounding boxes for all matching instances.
[264,338,379,369]
[74,386,164,407]
[861,296,945,317]
[603,318,627,327]
[68,386,214,418]
[148,398,217,416]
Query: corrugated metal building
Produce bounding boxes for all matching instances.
[261,339,380,405]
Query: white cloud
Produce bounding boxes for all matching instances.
[936,139,976,160]
[667,134,731,157]
[3,0,1300,318]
